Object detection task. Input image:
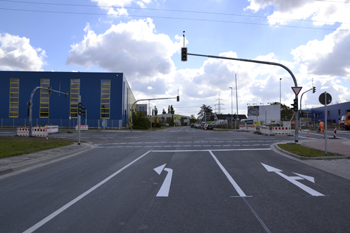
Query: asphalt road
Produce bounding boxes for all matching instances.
[1,127,350,232]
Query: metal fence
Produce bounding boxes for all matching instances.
[0,118,124,129]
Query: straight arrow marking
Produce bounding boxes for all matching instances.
[261,163,324,197]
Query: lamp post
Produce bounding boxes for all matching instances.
[280,78,282,104]
[229,87,233,129]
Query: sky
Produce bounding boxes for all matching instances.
[1,0,350,118]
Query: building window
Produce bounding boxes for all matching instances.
[70,79,80,118]
[9,78,19,118]
[40,79,50,118]
[101,79,111,119]
[338,109,341,115]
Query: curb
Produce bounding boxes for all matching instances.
[0,142,93,176]
[273,141,350,160]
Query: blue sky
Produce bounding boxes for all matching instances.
[1,0,350,117]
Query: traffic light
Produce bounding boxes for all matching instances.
[26,108,30,116]
[313,86,316,93]
[181,47,187,62]
[78,102,82,115]
[177,96,180,102]
[64,91,68,98]
[48,86,52,94]
[292,98,298,112]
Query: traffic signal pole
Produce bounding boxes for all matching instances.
[299,87,313,131]
[183,50,300,142]
[28,86,68,137]
[130,96,179,132]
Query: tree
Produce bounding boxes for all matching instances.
[162,108,166,114]
[170,105,175,114]
[169,114,174,126]
[180,117,184,125]
[130,111,150,129]
[168,105,171,114]
[198,104,213,121]
[190,114,197,123]
[154,106,158,116]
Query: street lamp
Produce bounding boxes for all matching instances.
[280,78,282,104]
[229,87,233,129]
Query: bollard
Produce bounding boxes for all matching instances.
[334,127,337,138]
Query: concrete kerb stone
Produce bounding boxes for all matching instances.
[273,141,350,160]
[0,142,93,176]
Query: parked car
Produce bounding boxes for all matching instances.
[200,122,206,129]
[190,123,195,128]
[206,124,213,130]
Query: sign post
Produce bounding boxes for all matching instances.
[319,92,332,153]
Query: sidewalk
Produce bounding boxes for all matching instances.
[0,143,92,176]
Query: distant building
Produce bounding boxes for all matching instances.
[311,101,350,125]
[0,71,135,128]
[136,104,147,116]
[156,114,190,126]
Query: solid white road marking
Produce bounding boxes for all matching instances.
[209,151,248,197]
[23,150,152,233]
[152,148,271,153]
[261,163,324,197]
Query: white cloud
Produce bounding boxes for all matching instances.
[246,0,350,26]
[292,24,350,78]
[66,19,181,82]
[0,33,46,71]
[92,0,152,17]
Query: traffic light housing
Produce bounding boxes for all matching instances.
[78,102,83,115]
[291,98,298,112]
[313,86,316,93]
[181,47,187,62]
[177,96,180,102]
[48,86,52,95]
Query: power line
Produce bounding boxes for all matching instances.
[0,0,349,25]
[0,7,347,31]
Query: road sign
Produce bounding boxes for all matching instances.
[291,87,302,96]
[319,93,332,105]
[226,117,229,120]
[261,163,324,196]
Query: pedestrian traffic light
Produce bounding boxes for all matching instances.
[78,102,82,115]
[313,86,316,93]
[177,96,180,102]
[26,108,30,116]
[181,47,187,62]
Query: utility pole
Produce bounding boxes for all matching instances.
[229,87,233,129]
[235,74,239,130]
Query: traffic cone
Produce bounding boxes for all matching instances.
[307,133,309,137]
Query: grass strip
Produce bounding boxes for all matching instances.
[0,136,75,159]
[278,143,343,157]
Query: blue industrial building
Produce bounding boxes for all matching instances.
[311,102,350,125]
[0,71,135,128]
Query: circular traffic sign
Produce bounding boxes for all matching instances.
[319,92,332,105]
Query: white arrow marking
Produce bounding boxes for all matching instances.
[294,173,315,183]
[154,164,173,197]
[154,164,166,175]
[261,163,324,197]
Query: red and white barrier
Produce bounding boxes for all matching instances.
[239,125,247,131]
[44,125,59,133]
[260,126,271,135]
[75,125,89,131]
[272,127,292,135]
[246,125,256,132]
[17,127,48,137]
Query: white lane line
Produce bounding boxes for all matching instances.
[209,151,247,197]
[242,198,272,233]
[23,150,152,233]
[152,148,271,153]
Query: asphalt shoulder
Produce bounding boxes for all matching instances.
[0,142,92,176]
